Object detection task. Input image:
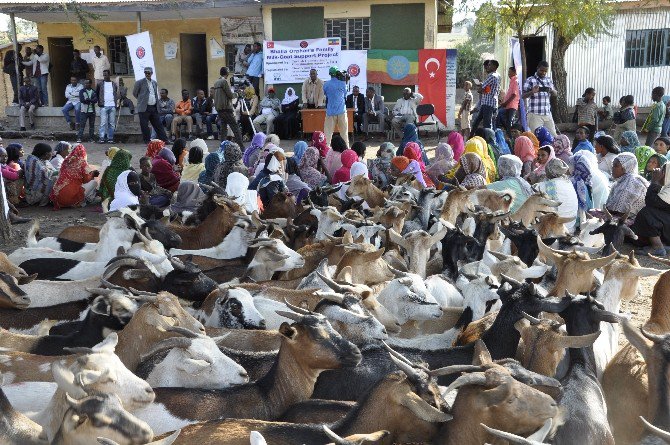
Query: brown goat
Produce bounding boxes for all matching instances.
[57,225,102,243]
[440,187,475,224]
[0,252,36,284]
[532,213,574,238]
[346,175,388,208]
[334,247,393,286]
[167,196,242,250]
[279,234,354,281]
[511,192,561,227]
[261,192,298,219]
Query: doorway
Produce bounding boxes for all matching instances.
[180,34,208,96]
[48,37,74,107]
[522,36,546,79]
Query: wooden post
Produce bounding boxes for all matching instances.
[9,13,21,103]
[136,11,142,34]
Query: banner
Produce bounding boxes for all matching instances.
[264,38,341,84]
[418,49,447,125]
[511,37,527,130]
[126,31,156,81]
[446,49,457,130]
[340,50,367,92]
[367,49,418,86]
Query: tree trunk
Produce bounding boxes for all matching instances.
[0,178,12,241]
[551,33,573,124]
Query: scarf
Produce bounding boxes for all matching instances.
[25,154,54,199]
[533,145,555,177]
[54,141,71,156]
[553,134,572,163]
[402,160,427,187]
[497,154,533,196]
[620,131,640,153]
[521,131,540,155]
[264,153,284,184]
[332,149,358,184]
[465,137,496,182]
[476,128,503,160]
[50,144,88,200]
[298,146,326,189]
[607,152,648,213]
[635,145,656,174]
[217,143,244,188]
[312,131,330,157]
[181,163,205,182]
[189,138,209,155]
[218,140,231,157]
[106,146,119,161]
[293,141,308,163]
[534,126,555,147]
[100,148,132,201]
[157,148,176,165]
[392,156,410,173]
[199,152,222,185]
[170,181,205,214]
[658,163,670,205]
[403,142,427,173]
[460,152,487,189]
[152,157,180,192]
[225,171,258,213]
[282,87,299,106]
[426,142,456,184]
[243,132,266,167]
[514,136,536,163]
[448,132,465,161]
[399,123,424,155]
[145,139,165,159]
[370,142,395,187]
[545,158,569,179]
[109,170,140,211]
[495,129,511,155]
[645,154,668,181]
[570,152,593,213]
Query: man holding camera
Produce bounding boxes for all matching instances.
[389,87,423,135]
[522,60,558,136]
[213,66,245,147]
[323,66,349,148]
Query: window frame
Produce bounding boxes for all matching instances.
[107,35,134,76]
[325,17,371,51]
[625,28,670,68]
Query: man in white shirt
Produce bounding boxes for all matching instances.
[22,44,50,106]
[95,69,118,143]
[92,45,111,87]
[389,87,423,134]
[62,76,83,131]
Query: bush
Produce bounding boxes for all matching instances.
[456,40,488,87]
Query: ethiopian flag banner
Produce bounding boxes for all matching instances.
[367,50,419,85]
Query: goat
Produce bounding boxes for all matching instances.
[376,266,442,325]
[389,227,448,279]
[167,195,242,250]
[0,373,44,444]
[170,219,254,260]
[57,224,102,244]
[193,285,266,330]
[245,237,305,281]
[511,191,561,227]
[262,191,297,219]
[311,206,353,241]
[345,175,388,208]
[333,246,393,286]
[98,430,182,445]
[533,213,574,238]
[11,274,101,308]
[588,212,638,256]
[0,251,36,284]
[441,226,482,279]
[0,272,31,309]
[308,184,343,207]
[481,419,554,445]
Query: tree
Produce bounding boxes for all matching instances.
[456,38,491,87]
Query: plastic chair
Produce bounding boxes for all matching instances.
[415,103,440,140]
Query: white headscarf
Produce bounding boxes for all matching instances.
[658,162,670,205]
[225,171,259,213]
[282,87,298,106]
[109,170,139,211]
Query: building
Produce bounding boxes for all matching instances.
[494,1,670,108]
[0,37,37,110]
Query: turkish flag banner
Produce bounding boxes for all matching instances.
[418,49,447,124]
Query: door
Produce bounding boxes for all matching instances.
[522,36,546,79]
[180,34,208,96]
[48,37,74,107]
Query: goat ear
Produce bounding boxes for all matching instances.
[279,322,297,340]
[17,273,38,285]
[388,228,406,248]
[90,296,111,316]
[249,431,268,445]
[400,391,452,423]
[621,320,652,361]
[338,266,354,283]
[123,213,140,230]
[177,358,210,373]
[633,267,664,278]
[472,340,493,366]
[52,361,88,399]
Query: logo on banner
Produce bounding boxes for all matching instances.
[424,57,441,81]
[387,55,410,81]
[267,42,275,49]
[328,38,339,46]
[300,41,309,48]
[136,46,146,59]
[347,64,361,78]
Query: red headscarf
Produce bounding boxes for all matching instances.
[447,132,465,161]
[50,144,88,200]
[391,156,410,172]
[332,149,358,184]
[403,142,427,173]
[514,136,536,163]
[152,157,180,192]
[311,131,330,157]
[145,139,166,159]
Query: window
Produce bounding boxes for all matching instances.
[107,36,133,76]
[625,29,670,68]
[325,18,370,50]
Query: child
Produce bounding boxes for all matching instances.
[611,95,636,142]
[642,86,666,146]
[139,156,172,207]
[78,79,97,143]
[643,153,666,181]
[0,145,24,205]
[458,81,473,140]
[594,134,619,178]
[654,136,670,159]
[598,96,613,122]
[573,126,595,154]
[181,145,205,181]
[117,78,135,114]
[575,88,598,140]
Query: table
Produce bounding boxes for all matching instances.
[300,108,354,136]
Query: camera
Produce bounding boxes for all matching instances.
[334,70,349,82]
[232,75,250,91]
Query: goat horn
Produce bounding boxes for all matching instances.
[102,258,143,279]
[100,278,128,292]
[641,327,666,344]
[640,417,670,442]
[500,274,522,288]
[388,353,424,384]
[429,365,484,377]
[139,336,193,363]
[480,423,539,444]
[488,251,511,261]
[283,298,312,315]
[315,291,345,305]
[387,264,409,279]
[136,228,152,246]
[168,256,186,271]
[521,311,542,325]
[581,252,618,270]
[382,341,430,373]
[322,426,351,444]
[443,372,489,395]
[166,325,201,339]
[649,254,670,267]
[275,310,303,322]
[316,272,345,293]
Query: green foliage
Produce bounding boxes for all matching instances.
[549,0,614,43]
[48,1,106,37]
[456,39,487,87]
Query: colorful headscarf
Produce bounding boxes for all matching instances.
[298,146,326,189]
[514,136,536,163]
[533,145,556,177]
[312,131,330,157]
[391,156,410,173]
[635,145,656,174]
[448,132,465,161]
[403,142,426,172]
[399,123,424,155]
[145,139,165,159]
[534,126,554,147]
[521,131,541,154]
[293,141,308,164]
[460,152,487,189]
[620,130,640,152]
[99,148,132,201]
[106,146,120,161]
[553,134,572,163]
[199,152,222,185]
[50,144,88,200]
[217,143,244,188]
[495,129,511,155]
[158,148,176,165]
[243,132,266,167]
[332,149,358,184]
[402,160,426,187]
[370,142,396,187]
[570,152,593,213]
[545,158,569,179]
[218,140,232,157]
[465,137,496,182]
[426,142,456,184]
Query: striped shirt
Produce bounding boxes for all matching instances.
[523,74,555,115]
[479,72,501,108]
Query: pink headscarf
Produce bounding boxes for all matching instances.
[533,145,556,176]
[312,131,330,157]
[553,134,572,163]
[331,149,358,184]
[403,142,426,172]
[514,136,536,163]
[448,132,465,161]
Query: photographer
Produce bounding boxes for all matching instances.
[213,66,245,147]
[323,66,350,148]
[234,83,258,141]
[522,60,558,136]
[390,87,424,135]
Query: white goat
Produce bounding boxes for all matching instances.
[377,268,442,325]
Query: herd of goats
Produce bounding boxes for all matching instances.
[0,177,669,445]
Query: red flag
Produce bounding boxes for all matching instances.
[418,49,447,124]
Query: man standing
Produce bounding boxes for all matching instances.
[91,46,110,87]
[155,89,175,140]
[3,43,22,104]
[235,44,251,75]
[346,85,365,135]
[642,86,666,146]
[253,87,281,135]
[301,69,325,109]
[323,66,349,148]
[133,66,169,144]
[18,77,40,131]
[191,89,212,137]
[70,49,90,85]
[496,66,518,135]
[22,47,32,82]
[363,86,385,138]
[22,44,49,106]
[171,89,194,140]
[522,60,558,136]
[390,87,423,135]
[470,59,501,131]
[78,79,97,143]
[213,66,245,147]
[246,42,264,97]
[62,76,83,131]
[95,69,118,143]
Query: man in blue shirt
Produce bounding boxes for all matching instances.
[323,66,349,149]
[246,42,264,98]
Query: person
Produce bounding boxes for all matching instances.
[22,47,32,82]
[99,146,119,179]
[213,67,245,147]
[514,135,536,178]
[117,78,135,114]
[152,148,180,193]
[390,87,424,135]
[285,157,310,203]
[24,143,57,206]
[50,144,99,209]
[170,181,205,217]
[448,131,465,162]
[465,137,497,183]
[133,67,169,144]
[635,145,657,176]
[215,142,246,188]
[154,88,176,140]
[390,156,409,181]
[534,126,555,148]
[487,154,533,213]
[346,86,366,135]
[458,153,488,189]
[363,87,385,139]
[225,171,259,214]
[662,93,670,138]
[643,87,666,146]
[77,79,97,143]
[62,76,83,131]
[522,61,558,136]
[292,141,308,164]
[145,139,166,159]
[235,85,258,140]
[526,145,555,184]
[95,69,118,144]
[535,158,578,230]
[632,162,670,256]
[70,49,89,85]
[199,152,222,189]
[235,44,252,76]
[644,153,667,181]
[575,88,598,139]
[569,151,595,218]
[22,44,49,106]
[91,45,110,86]
[573,127,595,154]
[552,134,572,164]
[302,69,325,109]
[654,136,670,159]
[611,95,636,142]
[171,89,193,140]
[207,87,221,140]
[575,150,610,210]
[109,170,141,212]
[3,43,22,104]
[243,132,267,172]
[471,60,501,130]
[171,138,188,169]
[246,42,264,97]
[475,127,503,161]
[139,156,172,208]
[6,143,23,173]
[351,141,366,162]
[403,142,434,187]
[311,130,331,158]
[274,87,300,140]
[253,152,288,207]
[252,87,280,135]
[598,95,613,124]
[190,89,211,138]
[251,135,282,177]
[458,81,473,140]
[425,142,456,185]
[323,67,350,148]
[181,144,205,182]
[605,152,649,221]
[594,134,620,178]
[298,146,327,189]
[50,141,71,170]
[18,77,39,131]
[368,142,395,188]
[99,148,132,202]
[324,134,347,178]
[397,123,425,158]
[0,146,23,205]
[332,149,359,184]
[620,130,641,154]
[496,66,519,136]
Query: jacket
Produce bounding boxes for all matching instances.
[19,84,40,106]
[70,57,89,80]
[23,52,50,76]
[95,81,119,107]
[365,94,385,116]
[133,78,160,113]
[79,88,98,113]
[175,99,193,116]
[213,76,236,112]
[346,93,366,114]
[2,50,21,74]
[158,98,176,116]
[192,97,212,115]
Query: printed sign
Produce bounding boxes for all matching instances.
[126,31,156,81]
[263,38,341,84]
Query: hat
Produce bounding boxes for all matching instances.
[267,87,275,93]
[329,66,340,76]
[143,66,154,73]
[403,87,412,93]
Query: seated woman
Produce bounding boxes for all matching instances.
[521,130,540,155]
[534,126,555,148]
[49,144,99,209]
[298,146,328,189]
[573,150,609,210]
[426,142,456,186]
[465,137,496,183]
[216,142,247,189]
[553,134,572,164]
[397,123,429,166]
[243,132,267,172]
[514,136,536,178]
[99,146,119,179]
[285,157,310,203]
[604,152,649,222]
[254,151,288,207]
[273,87,300,140]
[526,145,555,184]
[458,152,487,190]
[237,86,259,141]
[573,126,595,154]
[487,154,533,213]
[474,128,504,160]
[332,149,358,185]
[619,130,640,154]
[24,143,57,206]
[644,153,667,181]
[151,148,181,193]
[635,145,656,175]
[401,159,428,188]
[390,156,428,188]
[292,141,307,164]
[351,141,367,162]
[139,156,173,208]
[535,158,578,231]
[594,135,620,178]
[170,181,205,218]
[50,141,71,170]
[403,142,434,187]
[632,162,670,256]
[6,143,24,171]
[369,142,396,188]
[0,146,23,205]
[145,139,166,159]
[225,171,259,214]
[109,170,141,212]
[324,134,347,179]
[181,144,205,182]
[99,148,132,202]
[653,136,670,160]
[171,138,188,169]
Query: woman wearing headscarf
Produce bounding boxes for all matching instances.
[403,142,434,187]
[170,181,206,217]
[514,135,536,178]
[605,152,648,220]
[619,130,640,153]
[426,142,457,185]
[254,151,288,207]
[139,156,172,208]
[575,150,610,210]
[369,142,396,188]
[632,162,670,256]
[494,129,511,156]
[487,154,533,213]
[216,142,246,188]
[0,146,23,205]
[285,157,310,203]
[274,87,300,140]
[50,144,99,209]
[226,171,259,214]
[464,137,496,183]
[324,135,348,179]
[293,141,308,164]
[237,85,259,140]
[152,148,180,193]
[391,156,410,181]
[635,145,656,175]
[594,134,620,178]
[332,149,358,184]
[109,170,141,211]
[535,158,579,231]
[50,142,71,170]
[526,145,555,184]
[569,151,594,216]
[311,131,330,158]
[181,144,205,182]
[145,139,166,159]
[171,138,188,169]
[521,131,540,154]
[99,148,132,202]
[573,127,595,154]
[447,131,465,162]
[459,152,487,189]
[24,143,57,206]
[243,132,266,171]
[298,146,327,189]
[553,134,572,164]
[474,128,503,160]
[199,152,222,188]
[402,160,427,188]
[644,154,667,181]
[534,126,555,147]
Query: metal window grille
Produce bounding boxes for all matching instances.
[107,36,134,76]
[625,29,670,68]
[325,18,370,50]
